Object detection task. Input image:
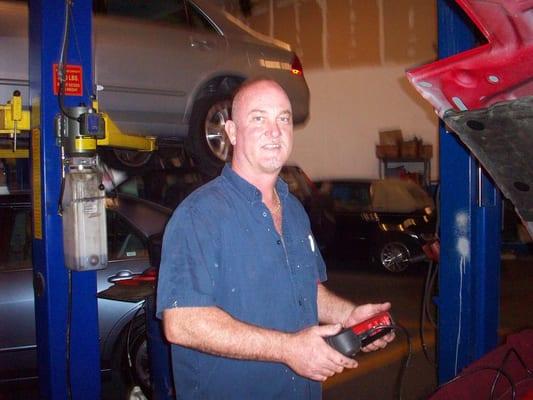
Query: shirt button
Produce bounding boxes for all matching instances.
[276,239,281,245]
[262,211,268,217]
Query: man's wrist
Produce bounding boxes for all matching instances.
[341,305,357,327]
[271,331,292,364]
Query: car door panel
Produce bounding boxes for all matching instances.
[94,2,227,138]
[0,268,36,381]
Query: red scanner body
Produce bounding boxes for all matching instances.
[326,311,394,358]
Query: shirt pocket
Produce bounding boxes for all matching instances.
[293,232,320,283]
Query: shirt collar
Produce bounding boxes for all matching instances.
[222,164,289,204]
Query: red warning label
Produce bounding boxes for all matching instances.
[53,64,83,96]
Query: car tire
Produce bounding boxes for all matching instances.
[112,316,151,400]
[187,95,233,177]
[373,240,412,273]
[98,147,155,174]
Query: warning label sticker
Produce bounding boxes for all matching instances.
[53,64,83,96]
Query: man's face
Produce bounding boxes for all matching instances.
[227,81,293,176]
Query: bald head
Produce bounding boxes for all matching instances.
[225,78,294,179]
[231,79,292,127]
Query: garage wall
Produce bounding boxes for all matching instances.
[224,0,440,180]
[291,66,437,180]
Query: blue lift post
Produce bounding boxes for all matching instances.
[436,0,502,384]
[29,1,101,399]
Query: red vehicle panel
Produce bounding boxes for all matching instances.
[406,0,533,117]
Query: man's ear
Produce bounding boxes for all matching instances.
[226,120,237,146]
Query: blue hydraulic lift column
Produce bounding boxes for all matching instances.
[436,0,502,384]
[29,1,101,399]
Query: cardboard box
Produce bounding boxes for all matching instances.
[379,130,403,146]
[376,145,399,158]
[400,140,419,158]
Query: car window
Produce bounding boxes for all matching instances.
[95,0,187,23]
[116,175,161,203]
[405,183,434,208]
[117,176,146,198]
[94,0,218,34]
[322,182,371,212]
[188,2,219,34]
[371,179,434,213]
[161,171,204,208]
[116,170,207,209]
[0,206,32,271]
[0,197,149,267]
[106,210,148,260]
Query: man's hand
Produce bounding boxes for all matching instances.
[342,302,395,352]
[282,324,358,381]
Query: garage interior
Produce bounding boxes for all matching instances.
[0,0,532,399]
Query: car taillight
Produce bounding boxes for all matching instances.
[291,55,304,76]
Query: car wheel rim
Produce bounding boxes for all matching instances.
[204,100,232,162]
[112,149,152,168]
[380,242,410,272]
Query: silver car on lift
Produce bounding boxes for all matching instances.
[0,0,310,175]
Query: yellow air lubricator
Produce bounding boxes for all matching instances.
[0,91,31,157]
[0,90,30,131]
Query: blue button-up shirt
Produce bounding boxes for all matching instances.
[157,165,327,399]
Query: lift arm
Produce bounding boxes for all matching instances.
[0,93,157,158]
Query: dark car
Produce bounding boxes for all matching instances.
[316,178,437,272]
[113,164,336,253]
[0,190,171,398]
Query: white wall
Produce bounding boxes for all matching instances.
[289,66,439,180]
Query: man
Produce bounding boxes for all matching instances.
[157,79,394,399]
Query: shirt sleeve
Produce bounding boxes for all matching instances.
[156,204,219,319]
